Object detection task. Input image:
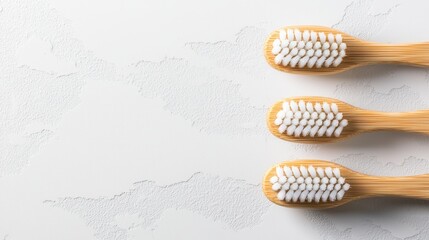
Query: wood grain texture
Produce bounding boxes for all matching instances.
[267,96,429,143]
[263,160,429,209]
[264,25,429,75]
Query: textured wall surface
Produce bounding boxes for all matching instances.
[1,0,429,239]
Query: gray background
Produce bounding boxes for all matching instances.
[1,0,429,239]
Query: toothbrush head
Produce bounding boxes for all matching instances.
[267,97,359,143]
[264,26,364,75]
[263,160,357,209]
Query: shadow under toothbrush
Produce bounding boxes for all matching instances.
[317,63,428,81]
[322,131,429,151]
[310,197,429,214]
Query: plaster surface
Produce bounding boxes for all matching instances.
[0,0,428,239]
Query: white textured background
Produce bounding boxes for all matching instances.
[1,0,429,239]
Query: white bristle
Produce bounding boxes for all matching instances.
[337,190,345,200]
[327,112,334,120]
[294,125,303,137]
[272,46,281,55]
[319,32,326,43]
[290,101,298,112]
[298,56,310,68]
[290,55,301,67]
[284,118,291,125]
[287,29,294,41]
[328,33,334,44]
[300,119,307,126]
[282,183,290,190]
[277,190,286,200]
[321,177,329,184]
[272,29,346,68]
[317,167,325,178]
[289,41,298,49]
[274,54,283,64]
[322,102,330,113]
[316,56,326,68]
[285,190,294,202]
[276,166,284,176]
[298,100,306,112]
[329,190,337,202]
[322,42,330,50]
[333,168,341,178]
[278,124,287,133]
[282,101,290,111]
[293,190,302,202]
[307,190,316,202]
[324,56,335,67]
[300,166,309,177]
[315,190,323,203]
[276,110,286,119]
[282,55,292,66]
[270,176,278,184]
[280,48,290,56]
[313,183,320,191]
[300,190,309,202]
[274,118,282,126]
[333,57,343,67]
[284,166,293,177]
[314,42,321,50]
[310,125,319,137]
[303,30,310,41]
[322,190,330,202]
[325,167,333,178]
[302,125,311,136]
[335,34,342,44]
[292,166,301,178]
[279,176,287,184]
[323,119,331,127]
[286,125,296,135]
[343,183,350,191]
[317,125,327,136]
[294,29,302,41]
[303,111,310,119]
[281,39,289,48]
[294,111,302,119]
[335,183,342,191]
[272,165,350,203]
[272,183,281,191]
[279,30,287,40]
[326,126,336,137]
[292,118,299,126]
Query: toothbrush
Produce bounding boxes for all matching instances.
[268,96,429,143]
[264,25,429,75]
[263,160,429,209]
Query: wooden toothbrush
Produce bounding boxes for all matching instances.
[267,96,429,143]
[264,25,429,75]
[263,160,429,209]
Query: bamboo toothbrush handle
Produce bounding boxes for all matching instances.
[356,110,429,134]
[359,43,429,67]
[359,175,429,200]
